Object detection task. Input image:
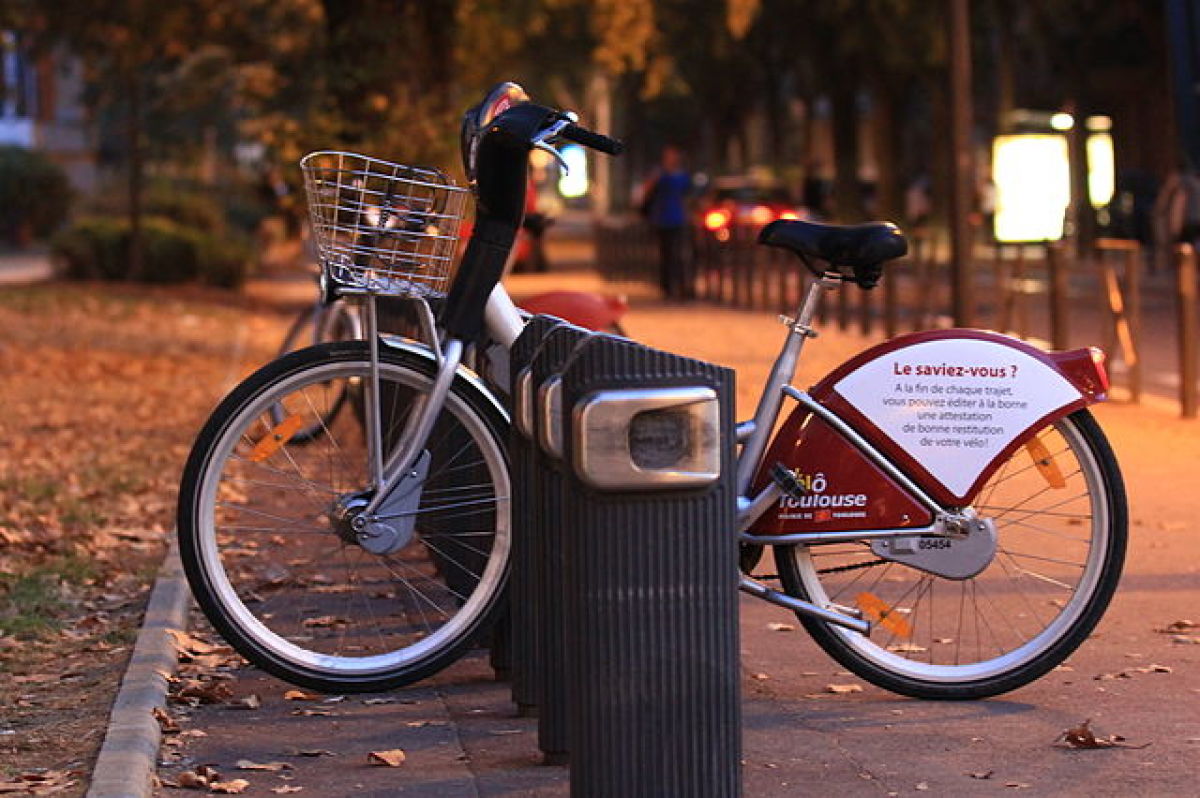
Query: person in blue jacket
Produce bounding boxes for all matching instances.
[640,145,693,299]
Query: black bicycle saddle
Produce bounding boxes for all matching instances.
[759,219,908,287]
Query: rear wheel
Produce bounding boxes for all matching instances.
[775,410,1126,699]
[178,341,510,692]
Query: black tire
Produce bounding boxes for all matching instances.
[178,341,510,693]
[774,409,1126,699]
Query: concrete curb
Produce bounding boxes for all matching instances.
[87,542,189,798]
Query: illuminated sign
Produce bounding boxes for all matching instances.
[992,134,1071,243]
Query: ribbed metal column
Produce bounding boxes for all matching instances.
[561,335,740,798]
[530,324,593,764]
[507,315,566,715]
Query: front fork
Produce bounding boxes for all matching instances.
[334,293,466,553]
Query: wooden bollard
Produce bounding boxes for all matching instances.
[1048,242,1069,350]
[1178,243,1198,418]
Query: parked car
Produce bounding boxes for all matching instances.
[696,176,805,242]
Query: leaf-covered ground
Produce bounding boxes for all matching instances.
[0,281,290,793]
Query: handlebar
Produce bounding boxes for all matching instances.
[440,96,621,341]
[559,122,624,156]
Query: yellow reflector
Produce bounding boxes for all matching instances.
[856,592,913,639]
[248,415,305,462]
[1025,436,1066,488]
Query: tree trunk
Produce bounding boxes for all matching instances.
[126,65,143,281]
[869,75,903,221]
[830,72,864,223]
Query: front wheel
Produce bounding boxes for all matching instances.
[775,409,1126,699]
[178,341,510,693]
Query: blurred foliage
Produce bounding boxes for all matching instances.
[0,146,73,245]
[0,0,1172,226]
[52,215,251,287]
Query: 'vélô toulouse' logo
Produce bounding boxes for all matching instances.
[779,471,869,523]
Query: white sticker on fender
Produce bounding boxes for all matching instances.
[833,338,1082,497]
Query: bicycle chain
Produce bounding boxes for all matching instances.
[817,558,889,575]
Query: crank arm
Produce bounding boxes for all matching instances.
[739,576,871,635]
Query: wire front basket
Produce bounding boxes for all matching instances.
[301,151,469,296]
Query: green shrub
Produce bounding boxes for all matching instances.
[0,146,73,245]
[144,182,227,233]
[51,215,251,288]
[50,217,127,280]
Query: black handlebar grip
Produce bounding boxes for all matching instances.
[561,123,624,156]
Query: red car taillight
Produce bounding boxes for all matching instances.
[703,208,732,231]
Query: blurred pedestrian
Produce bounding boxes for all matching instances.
[640,145,693,299]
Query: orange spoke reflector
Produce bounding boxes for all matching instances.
[1025,436,1066,489]
[856,592,913,639]
[249,415,305,462]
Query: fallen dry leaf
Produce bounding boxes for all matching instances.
[235,760,292,772]
[1094,663,1172,680]
[286,749,336,757]
[210,779,251,794]
[826,683,863,694]
[176,770,210,789]
[226,694,262,710]
[968,770,994,780]
[302,615,348,628]
[0,770,77,794]
[173,678,234,705]
[271,788,304,795]
[166,629,222,658]
[766,622,795,632]
[283,690,320,701]
[153,706,180,733]
[1157,619,1196,634]
[368,749,407,767]
[1058,719,1150,750]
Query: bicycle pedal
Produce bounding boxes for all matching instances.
[770,462,808,502]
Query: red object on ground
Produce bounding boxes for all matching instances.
[518,291,628,332]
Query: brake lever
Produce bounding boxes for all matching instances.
[534,141,570,174]
[531,112,577,175]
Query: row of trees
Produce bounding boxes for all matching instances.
[0,0,1174,258]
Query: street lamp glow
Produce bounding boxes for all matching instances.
[992,134,1071,242]
[1050,112,1075,131]
[558,144,589,198]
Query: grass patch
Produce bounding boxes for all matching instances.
[0,555,97,639]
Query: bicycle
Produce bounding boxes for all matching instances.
[177,82,1125,700]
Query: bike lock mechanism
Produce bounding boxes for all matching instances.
[571,387,722,490]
